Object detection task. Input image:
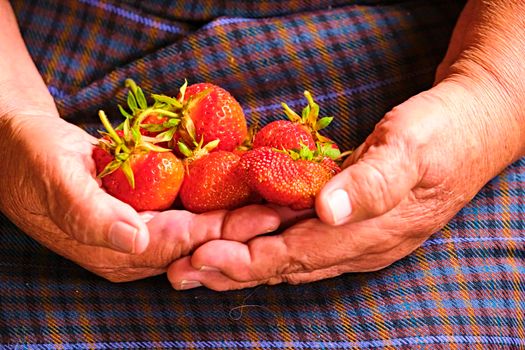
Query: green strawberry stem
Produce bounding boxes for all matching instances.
[281,102,301,123]
[281,90,333,140]
[99,110,130,154]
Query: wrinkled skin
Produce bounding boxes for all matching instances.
[0,110,282,281]
[0,0,287,282]
[167,0,525,291]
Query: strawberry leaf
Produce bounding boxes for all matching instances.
[203,139,220,152]
[179,79,188,102]
[287,149,300,161]
[323,146,341,160]
[299,144,314,160]
[282,102,301,123]
[166,118,181,127]
[304,91,320,126]
[141,123,167,132]
[181,115,197,141]
[135,86,148,110]
[127,92,138,113]
[155,128,177,143]
[178,141,193,158]
[316,117,333,131]
[301,104,311,121]
[98,159,123,178]
[131,126,142,144]
[118,104,134,119]
[123,117,131,138]
[140,142,171,153]
[115,153,130,162]
[120,159,135,189]
[152,94,183,109]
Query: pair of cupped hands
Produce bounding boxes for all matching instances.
[0,0,524,291]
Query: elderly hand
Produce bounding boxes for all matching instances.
[0,110,281,282]
[167,0,525,290]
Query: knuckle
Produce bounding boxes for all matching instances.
[352,160,393,215]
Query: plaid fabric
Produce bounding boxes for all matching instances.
[2,0,525,348]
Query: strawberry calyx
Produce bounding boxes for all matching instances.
[178,137,220,175]
[118,79,183,144]
[281,90,335,144]
[96,110,171,188]
[274,140,347,163]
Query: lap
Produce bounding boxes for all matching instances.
[4,0,524,348]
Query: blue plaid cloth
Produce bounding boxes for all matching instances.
[2,0,524,348]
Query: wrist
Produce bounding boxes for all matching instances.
[437,72,523,177]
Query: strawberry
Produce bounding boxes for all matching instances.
[119,80,248,154]
[178,82,248,152]
[93,110,184,211]
[178,140,257,213]
[253,91,335,151]
[253,119,316,150]
[239,146,341,210]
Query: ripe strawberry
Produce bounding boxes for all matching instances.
[239,146,341,210]
[179,82,248,152]
[178,143,257,213]
[253,119,316,150]
[253,91,335,151]
[93,110,184,212]
[119,80,248,154]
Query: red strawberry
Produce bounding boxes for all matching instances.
[239,146,341,210]
[119,80,248,154]
[253,91,335,151]
[179,82,248,152]
[93,110,184,211]
[179,149,257,213]
[253,119,316,150]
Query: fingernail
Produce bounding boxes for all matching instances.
[139,212,155,223]
[327,189,352,224]
[179,280,202,290]
[200,266,220,272]
[109,222,137,253]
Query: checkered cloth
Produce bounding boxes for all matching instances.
[2,0,524,348]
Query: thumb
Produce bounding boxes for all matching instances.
[48,171,150,254]
[316,93,440,226]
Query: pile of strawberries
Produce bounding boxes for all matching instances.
[93,80,348,213]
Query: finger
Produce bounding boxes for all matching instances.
[168,257,260,291]
[315,89,452,226]
[265,204,316,228]
[168,256,348,291]
[316,139,419,226]
[204,204,309,243]
[168,212,416,290]
[189,219,352,283]
[143,205,280,259]
[49,175,151,255]
[221,205,281,241]
[15,118,151,255]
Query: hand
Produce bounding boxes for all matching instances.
[0,110,281,282]
[0,0,284,282]
[167,0,525,290]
